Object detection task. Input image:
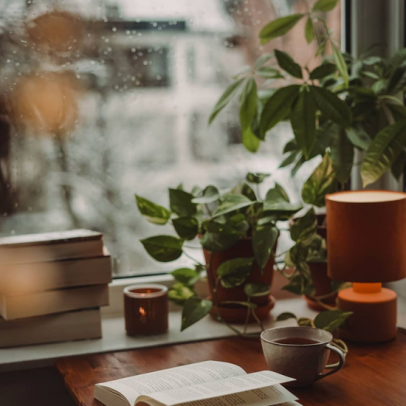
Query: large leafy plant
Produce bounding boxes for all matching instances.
[210,0,406,198]
[135,173,302,334]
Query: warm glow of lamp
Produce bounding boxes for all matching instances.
[326,190,406,342]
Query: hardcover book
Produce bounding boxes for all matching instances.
[0,284,109,320]
[0,253,112,295]
[0,229,104,263]
[0,308,102,348]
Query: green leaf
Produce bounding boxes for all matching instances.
[135,195,171,225]
[192,186,220,204]
[309,123,335,159]
[217,257,254,288]
[291,155,306,176]
[246,172,271,184]
[241,183,257,201]
[309,86,351,128]
[313,0,339,12]
[239,77,261,153]
[259,85,301,137]
[200,219,245,252]
[298,317,313,327]
[302,152,338,207]
[314,309,352,332]
[265,183,289,203]
[309,63,337,80]
[282,274,305,295]
[280,150,300,168]
[361,120,406,187]
[291,88,316,159]
[392,150,406,180]
[233,65,251,79]
[253,225,278,270]
[256,66,284,79]
[331,126,354,183]
[259,14,304,44]
[181,297,213,331]
[264,184,302,213]
[200,232,240,253]
[391,48,406,67]
[168,284,195,306]
[169,189,197,217]
[305,17,315,43]
[171,268,200,286]
[345,127,371,150]
[254,53,274,69]
[172,216,199,240]
[244,282,270,298]
[387,66,406,94]
[283,138,297,153]
[222,301,258,309]
[213,194,256,217]
[208,78,245,124]
[332,42,349,88]
[274,50,303,79]
[276,312,297,321]
[140,235,184,262]
[291,207,317,244]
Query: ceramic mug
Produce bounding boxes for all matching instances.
[261,326,345,387]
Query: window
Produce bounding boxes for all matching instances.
[0,0,341,276]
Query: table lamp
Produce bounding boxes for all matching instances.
[326,190,406,342]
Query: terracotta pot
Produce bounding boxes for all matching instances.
[209,295,276,324]
[305,262,337,311]
[203,238,275,322]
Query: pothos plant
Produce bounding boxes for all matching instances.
[210,0,406,198]
[135,172,303,334]
[282,205,350,307]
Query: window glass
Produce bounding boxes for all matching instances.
[0,0,341,276]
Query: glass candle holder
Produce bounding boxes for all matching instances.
[124,284,168,336]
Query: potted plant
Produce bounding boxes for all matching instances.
[284,206,349,310]
[209,0,406,306]
[135,172,302,333]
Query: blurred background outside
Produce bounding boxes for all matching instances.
[0,0,340,276]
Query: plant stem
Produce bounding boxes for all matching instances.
[243,297,251,334]
[182,250,204,266]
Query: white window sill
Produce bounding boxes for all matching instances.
[0,297,318,373]
[1,271,406,374]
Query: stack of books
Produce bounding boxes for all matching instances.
[0,229,112,347]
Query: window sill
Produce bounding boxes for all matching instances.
[0,297,317,373]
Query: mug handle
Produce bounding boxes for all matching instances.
[316,344,345,381]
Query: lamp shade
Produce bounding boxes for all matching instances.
[326,190,406,283]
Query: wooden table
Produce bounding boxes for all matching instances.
[56,328,406,406]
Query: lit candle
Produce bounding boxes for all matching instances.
[124,284,168,336]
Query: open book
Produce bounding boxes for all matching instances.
[94,361,301,406]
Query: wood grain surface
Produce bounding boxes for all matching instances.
[56,328,406,406]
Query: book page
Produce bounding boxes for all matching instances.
[171,385,298,406]
[137,371,294,406]
[97,361,246,406]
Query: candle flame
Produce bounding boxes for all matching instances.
[139,307,146,316]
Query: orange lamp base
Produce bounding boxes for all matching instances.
[337,284,397,343]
